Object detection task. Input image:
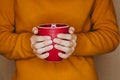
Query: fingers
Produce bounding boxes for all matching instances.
[33,45,53,59]
[69,27,75,34]
[54,44,74,59]
[53,38,74,47]
[54,34,77,47]
[30,35,53,59]
[54,26,77,59]
[32,40,52,49]
[31,35,51,43]
[54,44,74,54]
[32,27,39,34]
[57,27,76,40]
[33,45,53,54]
[57,33,77,41]
[31,26,77,60]
[58,52,70,59]
[36,52,49,59]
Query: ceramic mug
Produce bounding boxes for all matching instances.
[38,23,69,61]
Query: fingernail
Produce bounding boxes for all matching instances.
[53,38,57,42]
[57,34,62,37]
[48,40,52,44]
[50,45,53,49]
[46,53,49,57]
[70,27,75,31]
[54,44,58,48]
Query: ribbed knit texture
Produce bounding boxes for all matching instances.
[0,0,119,80]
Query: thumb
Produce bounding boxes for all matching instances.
[69,27,75,34]
[32,27,38,34]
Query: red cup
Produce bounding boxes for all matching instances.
[38,23,69,61]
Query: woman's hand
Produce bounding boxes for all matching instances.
[30,27,53,59]
[53,27,77,59]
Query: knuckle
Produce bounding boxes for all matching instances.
[36,54,40,58]
[71,34,75,40]
[37,36,42,41]
[30,36,33,41]
[45,47,49,50]
[34,43,38,48]
[72,40,76,47]
[63,56,68,59]
[39,54,47,59]
[31,41,35,48]
[56,45,62,51]
[41,48,46,52]
[58,39,62,44]
[37,54,44,59]
[61,40,65,45]
[46,45,53,51]
[54,44,58,48]
[39,55,44,59]
[43,36,47,40]
[59,53,68,59]
[71,47,75,53]
[44,40,52,46]
[69,41,73,47]
[30,35,36,41]
[60,34,64,38]
[68,35,72,39]
[66,48,70,53]
[74,35,77,41]
[74,42,77,47]
[43,41,47,45]
[72,47,74,51]
[67,42,71,47]
[60,46,64,50]
[54,44,60,50]
[63,55,68,59]
[33,49,37,54]
[36,49,41,54]
[31,44,35,49]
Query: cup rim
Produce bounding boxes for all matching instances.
[38,26,69,29]
[38,23,69,29]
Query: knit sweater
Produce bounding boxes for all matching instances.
[0,0,119,80]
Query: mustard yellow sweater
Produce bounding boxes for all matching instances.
[0,0,119,80]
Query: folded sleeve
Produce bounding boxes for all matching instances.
[0,0,35,59]
[73,0,120,56]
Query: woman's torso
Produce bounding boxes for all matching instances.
[14,0,98,80]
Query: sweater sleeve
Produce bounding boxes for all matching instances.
[0,0,35,59]
[73,0,120,56]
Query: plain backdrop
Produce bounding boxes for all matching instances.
[94,0,120,80]
[0,0,120,80]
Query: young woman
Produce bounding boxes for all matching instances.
[0,0,119,80]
